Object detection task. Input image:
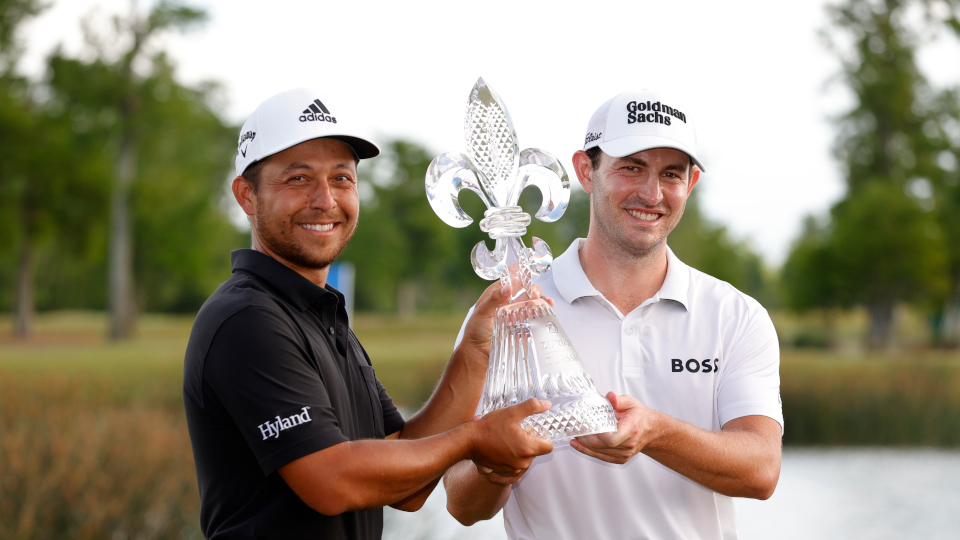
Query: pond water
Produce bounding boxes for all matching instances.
[383,448,960,540]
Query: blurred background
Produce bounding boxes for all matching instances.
[1,0,960,538]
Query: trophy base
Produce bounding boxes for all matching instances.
[521,393,618,447]
[478,297,619,446]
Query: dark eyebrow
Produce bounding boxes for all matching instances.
[279,163,313,176]
[661,163,689,173]
[614,156,688,176]
[616,156,648,168]
[278,163,355,176]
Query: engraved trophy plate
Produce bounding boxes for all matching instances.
[426,78,617,445]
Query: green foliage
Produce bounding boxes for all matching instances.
[784,0,960,346]
[343,141,461,312]
[0,3,241,318]
[131,67,241,312]
[828,0,935,189]
[0,0,44,60]
[342,140,596,312]
[1,2,768,319]
[669,189,769,303]
[341,140,769,313]
[782,216,845,312]
[832,181,949,307]
[39,50,242,312]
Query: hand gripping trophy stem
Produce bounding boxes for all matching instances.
[425,78,617,445]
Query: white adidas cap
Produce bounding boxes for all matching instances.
[235,87,380,177]
[583,90,704,172]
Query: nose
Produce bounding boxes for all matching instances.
[634,173,663,205]
[308,179,337,211]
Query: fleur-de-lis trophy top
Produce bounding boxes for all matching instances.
[426,78,618,444]
[426,78,570,300]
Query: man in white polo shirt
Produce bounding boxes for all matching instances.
[443,90,783,539]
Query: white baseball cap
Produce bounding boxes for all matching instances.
[235,87,380,177]
[583,90,704,172]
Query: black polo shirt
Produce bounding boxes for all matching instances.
[183,249,405,540]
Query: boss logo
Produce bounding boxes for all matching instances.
[672,358,719,373]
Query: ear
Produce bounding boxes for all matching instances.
[687,167,701,196]
[232,176,256,216]
[572,150,596,194]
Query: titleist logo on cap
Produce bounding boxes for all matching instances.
[584,132,602,145]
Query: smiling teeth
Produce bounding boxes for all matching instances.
[627,209,659,221]
[301,223,334,231]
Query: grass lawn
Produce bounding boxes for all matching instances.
[1,310,959,538]
[0,311,467,409]
[2,310,960,411]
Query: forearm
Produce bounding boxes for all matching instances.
[443,460,511,525]
[400,343,488,440]
[281,425,477,515]
[387,345,488,510]
[643,413,781,499]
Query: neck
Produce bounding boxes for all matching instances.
[251,236,330,289]
[578,233,669,315]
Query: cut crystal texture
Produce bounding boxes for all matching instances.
[480,299,618,445]
[426,78,616,444]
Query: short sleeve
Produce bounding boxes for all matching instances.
[716,306,784,433]
[204,306,349,474]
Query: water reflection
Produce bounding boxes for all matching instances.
[383,482,506,540]
[738,448,960,540]
[384,448,960,539]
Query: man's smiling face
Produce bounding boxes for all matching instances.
[246,138,359,272]
[584,147,699,258]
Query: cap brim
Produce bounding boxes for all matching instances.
[599,136,705,172]
[255,134,380,169]
[324,135,380,160]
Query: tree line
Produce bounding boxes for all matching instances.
[782,0,960,349]
[3,0,959,351]
[0,0,241,338]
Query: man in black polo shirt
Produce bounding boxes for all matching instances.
[183,88,553,540]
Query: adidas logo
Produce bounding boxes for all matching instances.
[299,99,337,123]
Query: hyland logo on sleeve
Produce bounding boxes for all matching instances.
[626,100,687,126]
[238,130,256,158]
[299,98,337,123]
[257,406,313,440]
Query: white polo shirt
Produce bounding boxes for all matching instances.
[458,239,782,540]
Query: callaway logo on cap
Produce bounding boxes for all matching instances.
[235,87,380,177]
[583,90,705,172]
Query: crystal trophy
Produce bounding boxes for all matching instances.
[425,78,617,445]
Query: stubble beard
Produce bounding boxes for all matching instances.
[591,174,681,261]
[254,206,357,270]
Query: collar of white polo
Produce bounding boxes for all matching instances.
[552,238,689,310]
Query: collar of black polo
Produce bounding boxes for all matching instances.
[230,249,343,312]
